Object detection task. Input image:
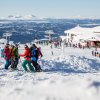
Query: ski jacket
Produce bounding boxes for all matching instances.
[19,47,31,61]
[31,48,38,60]
[9,47,15,59]
[3,47,11,60]
[14,47,19,58]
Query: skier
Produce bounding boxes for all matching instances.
[19,45,34,72]
[30,44,42,72]
[13,43,19,69]
[9,45,16,69]
[0,47,4,58]
[3,43,11,69]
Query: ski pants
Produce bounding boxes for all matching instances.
[15,58,19,68]
[22,60,34,72]
[31,60,42,71]
[5,59,11,69]
[11,58,19,69]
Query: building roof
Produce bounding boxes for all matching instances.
[93,26,100,33]
[64,25,93,35]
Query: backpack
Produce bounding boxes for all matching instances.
[30,47,42,61]
[37,47,43,57]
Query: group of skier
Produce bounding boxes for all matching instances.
[3,43,43,72]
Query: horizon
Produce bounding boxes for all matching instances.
[0,0,100,19]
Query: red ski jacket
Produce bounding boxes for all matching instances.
[19,47,31,61]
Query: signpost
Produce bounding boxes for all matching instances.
[3,32,12,42]
[45,30,54,41]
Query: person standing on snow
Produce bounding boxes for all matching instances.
[19,45,34,72]
[9,45,16,69]
[3,43,11,69]
[0,46,4,58]
[30,44,42,72]
[14,43,19,69]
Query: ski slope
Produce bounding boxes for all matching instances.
[0,44,100,100]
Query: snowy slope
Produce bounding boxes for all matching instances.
[0,44,100,100]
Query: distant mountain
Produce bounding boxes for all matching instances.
[24,15,41,20]
[0,15,44,21]
[6,15,23,20]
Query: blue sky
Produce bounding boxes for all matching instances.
[0,0,100,18]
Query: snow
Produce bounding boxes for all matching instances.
[0,38,7,44]
[64,25,93,35]
[0,44,100,100]
[93,26,100,32]
[64,25,100,35]
[72,33,100,43]
[59,36,67,41]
